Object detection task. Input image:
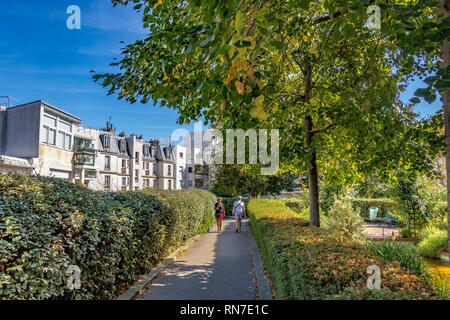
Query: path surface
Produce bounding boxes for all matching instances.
[138,217,257,300]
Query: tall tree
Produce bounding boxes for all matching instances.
[438,0,450,265]
[95,0,441,227]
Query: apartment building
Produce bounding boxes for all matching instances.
[0,99,176,191]
[183,130,220,190]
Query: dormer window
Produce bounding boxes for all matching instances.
[143,145,148,157]
[104,135,110,150]
[120,140,127,153]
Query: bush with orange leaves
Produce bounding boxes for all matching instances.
[248,199,438,300]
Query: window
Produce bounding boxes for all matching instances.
[143,145,149,157]
[104,135,110,149]
[188,180,193,187]
[120,140,127,153]
[135,169,139,182]
[167,165,171,177]
[122,159,127,168]
[135,152,139,164]
[65,134,72,150]
[57,132,64,149]
[43,127,56,146]
[168,180,172,190]
[153,164,157,175]
[179,152,184,159]
[57,131,71,150]
[188,167,193,173]
[105,175,111,190]
[105,156,111,170]
[122,177,127,187]
[59,119,72,132]
[179,166,183,173]
[43,113,57,127]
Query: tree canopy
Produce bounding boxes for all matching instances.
[95,0,445,226]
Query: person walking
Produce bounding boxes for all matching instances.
[232,196,246,233]
[214,197,225,233]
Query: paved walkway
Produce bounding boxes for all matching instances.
[138,217,257,300]
[363,223,401,239]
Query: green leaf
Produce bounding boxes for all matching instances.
[414,87,437,104]
[200,35,215,47]
[269,40,284,49]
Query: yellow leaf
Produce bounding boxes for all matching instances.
[235,10,242,32]
[255,95,265,108]
[162,73,168,81]
[153,0,162,10]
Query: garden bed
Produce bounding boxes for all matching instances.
[248,198,438,300]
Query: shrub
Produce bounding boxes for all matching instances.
[418,226,448,258]
[222,197,249,216]
[0,174,216,300]
[248,198,437,300]
[322,201,366,242]
[364,241,427,276]
[400,228,414,238]
[280,197,309,221]
[345,198,398,219]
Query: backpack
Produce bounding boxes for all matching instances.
[215,204,224,218]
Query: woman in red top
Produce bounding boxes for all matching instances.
[214,197,225,232]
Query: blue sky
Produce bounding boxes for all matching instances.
[0,0,197,141]
[0,0,443,141]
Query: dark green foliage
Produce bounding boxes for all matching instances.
[364,241,428,276]
[222,198,249,216]
[345,198,399,220]
[0,174,216,300]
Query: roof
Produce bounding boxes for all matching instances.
[98,132,131,157]
[7,100,81,124]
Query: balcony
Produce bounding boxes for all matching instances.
[74,145,96,154]
[74,154,95,167]
[74,140,96,154]
[121,167,129,175]
[84,170,97,180]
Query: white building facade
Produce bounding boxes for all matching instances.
[0,100,176,191]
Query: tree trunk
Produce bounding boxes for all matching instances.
[305,115,320,227]
[439,0,450,260]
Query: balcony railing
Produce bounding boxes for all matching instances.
[74,144,96,154]
[74,155,95,167]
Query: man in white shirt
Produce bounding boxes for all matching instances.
[232,196,246,233]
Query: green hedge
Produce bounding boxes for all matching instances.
[223,198,249,216]
[248,198,437,300]
[0,174,216,300]
[344,198,399,219]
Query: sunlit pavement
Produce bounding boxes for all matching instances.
[138,217,257,300]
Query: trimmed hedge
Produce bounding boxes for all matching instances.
[344,198,399,219]
[248,198,437,300]
[223,198,249,216]
[0,174,216,300]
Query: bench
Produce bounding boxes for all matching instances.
[376,209,399,226]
